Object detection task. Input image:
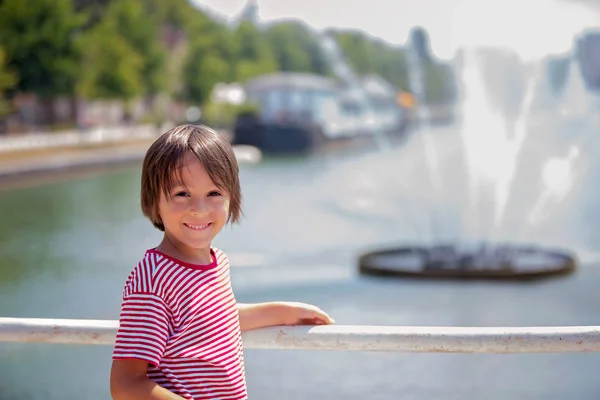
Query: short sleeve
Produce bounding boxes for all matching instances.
[112,292,171,367]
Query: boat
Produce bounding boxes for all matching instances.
[232,72,408,154]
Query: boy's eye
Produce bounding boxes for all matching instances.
[175,191,190,197]
[208,191,222,197]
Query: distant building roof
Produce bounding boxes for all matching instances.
[244,72,340,93]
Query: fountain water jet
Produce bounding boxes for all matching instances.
[527,145,581,226]
[357,6,596,280]
[403,28,447,245]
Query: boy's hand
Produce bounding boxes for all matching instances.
[279,302,335,326]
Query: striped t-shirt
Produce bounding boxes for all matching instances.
[112,247,247,400]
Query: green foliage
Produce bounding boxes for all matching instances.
[181,13,233,103]
[419,60,456,105]
[264,21,329,75]
[202,100,260,129]
[0,0,455,108]
[0,46,18,117]
[76,0,166,99]
[109,0,166,95]
[328,29,410,91]
[0,0,86,97]
[232,21,278,82]
[184,50,230,104]
[146,0,199,30]
[76,16,144,100]
[328,28,455,104]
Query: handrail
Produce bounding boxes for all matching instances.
[1,317,600,354]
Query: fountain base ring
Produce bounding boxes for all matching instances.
[358,243,577,281]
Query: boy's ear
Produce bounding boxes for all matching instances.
[155,205,163,228]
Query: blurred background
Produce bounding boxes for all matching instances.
[1,0,600,399]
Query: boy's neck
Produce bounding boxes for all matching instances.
[156,235,213,265]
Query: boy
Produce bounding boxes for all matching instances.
[110,124,334,400]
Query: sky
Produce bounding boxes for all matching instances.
[193,0,600,61]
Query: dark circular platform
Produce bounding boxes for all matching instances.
[358,243,577,281]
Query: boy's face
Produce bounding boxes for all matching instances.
[158,152,229,257]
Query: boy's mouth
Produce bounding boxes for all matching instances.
[184,222,212,231]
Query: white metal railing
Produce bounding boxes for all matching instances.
[1,317,600,354]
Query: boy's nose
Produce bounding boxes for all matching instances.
[190,199,209,215]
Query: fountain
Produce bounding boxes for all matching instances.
[358,244,576,281]
[356,19,596,280]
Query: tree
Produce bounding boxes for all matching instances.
[0,0,86,97]
[328,29,410,91]
[326,28,458,104]
[184,50,230,104]
[76,0,171,101]
[180,11,233,104]
[0,46,18,117]
[108,0,166,96]
[232,21,277,82]
[73,0,111,26]
[146,0,197,29]
[76,15,143,100]
[264,21,328,75]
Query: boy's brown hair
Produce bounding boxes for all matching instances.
[141,124,242,231]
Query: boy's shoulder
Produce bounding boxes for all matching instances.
[121,249,163,295]
[124,247,230,286]
[211,246,227,260]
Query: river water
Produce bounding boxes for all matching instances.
[1,108,600,399]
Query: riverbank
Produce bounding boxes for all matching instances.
[0,121,410,185]
[0,125,248,186]
[0,131,156,185]
[0,142,155,191]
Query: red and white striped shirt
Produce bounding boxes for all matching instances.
[112,247,247,400]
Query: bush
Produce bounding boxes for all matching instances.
[201,101,260,129]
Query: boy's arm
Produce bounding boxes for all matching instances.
[237,301,334,331]
[110,359,186,400]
